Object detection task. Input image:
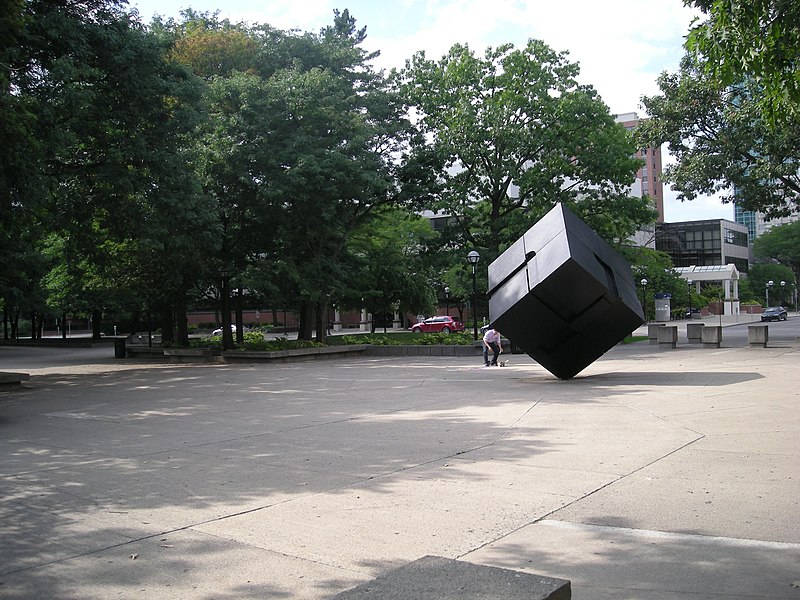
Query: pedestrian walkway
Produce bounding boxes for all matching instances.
[0,336,798,598]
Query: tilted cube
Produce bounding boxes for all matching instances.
[488,203,644,379]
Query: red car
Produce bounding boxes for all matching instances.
[410,316,465,334]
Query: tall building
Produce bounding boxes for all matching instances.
[616,112,665,249]
[735,203,799,244]
[734,204,758,244]
[615,112,665,223]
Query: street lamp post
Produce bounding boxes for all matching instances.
[781,280,786,306]
[687,278,693,320]
[444,286,450,316]
[467,251,480,340]
[766,280,774,307]
[640,278,648,322]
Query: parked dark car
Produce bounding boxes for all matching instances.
[761,306,788,322]
[409,316,465,334]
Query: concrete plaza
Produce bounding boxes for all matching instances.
[1,326,799,599]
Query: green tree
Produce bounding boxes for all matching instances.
[264,12,415,342]
[752,221,800,281]
[624,247,687,320]
[747,263,796,306]
[685,0,800,124]
[347,207,439,331]
[6,0,216,341]
[638,57,800,218]
[400,40,653,262]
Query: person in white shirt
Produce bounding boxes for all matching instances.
[482,326,502,366]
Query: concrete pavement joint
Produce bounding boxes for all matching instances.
[457,434,707,561]
[537,519,800,550]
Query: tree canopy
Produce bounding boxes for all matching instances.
[400,40,654,260]
[685,0,800,124]
[638,57,800,218]
[638,1,800,219]
[2,3,659,341]
[752,221,800,280]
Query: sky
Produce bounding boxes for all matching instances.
[129,0,734,223]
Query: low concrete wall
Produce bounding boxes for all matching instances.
[364,345,479,357]
[223,345,368,362]
[0,338,109,348]
[0,371,30,389]
[164,348,224,364]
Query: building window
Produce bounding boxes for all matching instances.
[724,228,748,247]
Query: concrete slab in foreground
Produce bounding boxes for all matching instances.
[331,555,570,600]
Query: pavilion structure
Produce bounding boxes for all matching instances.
[675,264,740,316]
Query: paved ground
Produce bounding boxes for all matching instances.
[1,318,799,599]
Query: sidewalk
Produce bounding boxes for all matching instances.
[1,338,799,598]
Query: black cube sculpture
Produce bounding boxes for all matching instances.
[488,203,644,379]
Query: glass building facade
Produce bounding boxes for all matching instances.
[655,219,750,274]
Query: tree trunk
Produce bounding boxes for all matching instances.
[91,309,102,341]
[315,301,326,344]
[220,277,233,350]
[160,303,174,344]
[176,297,189,347]
[130,309,141,337]
[10,306,19,340]
[30,311,37,340]
[297,300,313,340]
[235,286,244,345]
[61,312,67,339]
[3,302,7,339]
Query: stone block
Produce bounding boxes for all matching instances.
[648,323,665,344]
[701,325,722,348]
[488,203,644,379]
[686,322,705,344]
[657,325,678,349]
[748,324,769,347]
[331,555,571,600]
[0,371,30,389]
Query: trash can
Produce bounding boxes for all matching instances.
[655,292,672,322]
[114,338,126,358]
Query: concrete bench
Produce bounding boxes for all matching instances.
[0,371,30,389]
[647,323,665,344]
[686,322,705,344]
[657,325,678,349]
[748,324,769,347]
[702,325,723,348]
[332,555,571,600]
